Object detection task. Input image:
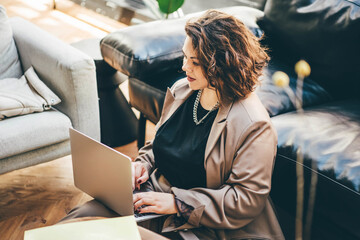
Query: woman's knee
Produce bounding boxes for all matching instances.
[60,200,118,222]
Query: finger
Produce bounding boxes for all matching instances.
[136,171,148,190]
[138,171,149,183]
[133,194,154,209]
[133,193,149,203]
[136,178,147,190]
[135,179,141,190]
[134,199,153,211]
[137,177,144,186]
[139,205,158,214]
[133,198,144,210]
[137,169,149,189]
[131,163,135,191]
[134,163,143,179]
[133,193,143,203]
[134,164,143,189]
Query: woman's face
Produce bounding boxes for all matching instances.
[182,36,208,90]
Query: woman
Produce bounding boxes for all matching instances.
[62,10,284,239]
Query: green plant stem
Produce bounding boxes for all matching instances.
[167,1,171,18]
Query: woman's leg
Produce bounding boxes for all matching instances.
[59,199,119,222]
[61,179,155,222]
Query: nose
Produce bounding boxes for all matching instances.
[182,59,192,73]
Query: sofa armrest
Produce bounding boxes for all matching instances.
[10,17,100,141]
[101,17,187,81]
[100,6,264,81]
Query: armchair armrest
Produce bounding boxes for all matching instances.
[10,17,100,141]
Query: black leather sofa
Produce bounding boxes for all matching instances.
[100,0,360,239]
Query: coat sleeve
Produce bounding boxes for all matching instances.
[171,120,277,229]
[134,140,156,174]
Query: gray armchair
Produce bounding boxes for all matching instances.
[0,16,100,174]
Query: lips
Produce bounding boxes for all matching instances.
[187,75,196,82]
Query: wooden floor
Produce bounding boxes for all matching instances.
[2,0,126,43]
[0,1,155,239]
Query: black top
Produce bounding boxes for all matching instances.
[152,91,218,189]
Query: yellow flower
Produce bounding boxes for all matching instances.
[295,60,311,77]
[272,71,290,87]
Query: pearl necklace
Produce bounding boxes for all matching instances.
[193,90,219,125]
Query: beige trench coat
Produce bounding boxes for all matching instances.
[135,78,284,240]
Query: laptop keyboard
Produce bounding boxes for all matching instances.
[134,210,157,219]
[134,212,145,218]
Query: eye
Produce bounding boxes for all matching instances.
[192,61,199,66]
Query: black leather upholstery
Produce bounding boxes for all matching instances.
[257,0,360,239]
[271,100,360,239]
[128,74,184,124]
[100,18,187,81]
[256,58,332,117]
[258,0,360,99]
[72,38,137,147]
[273,100,360,192]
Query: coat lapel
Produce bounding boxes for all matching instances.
[156,86,194,129]
[204,101,233,167]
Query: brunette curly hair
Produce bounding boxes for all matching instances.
[185,10,269,104]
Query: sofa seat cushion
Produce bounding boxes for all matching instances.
[0,110,72,159]
[272,99,360,193]
[270,100,360,239]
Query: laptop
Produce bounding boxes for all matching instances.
[69,128,164,222]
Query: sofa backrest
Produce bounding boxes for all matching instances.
[0,5,22,79]
[257,0,360,99]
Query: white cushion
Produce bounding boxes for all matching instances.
[0,67,61,120]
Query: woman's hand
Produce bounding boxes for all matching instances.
[133,192,178,215]
[131,161,149,191]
